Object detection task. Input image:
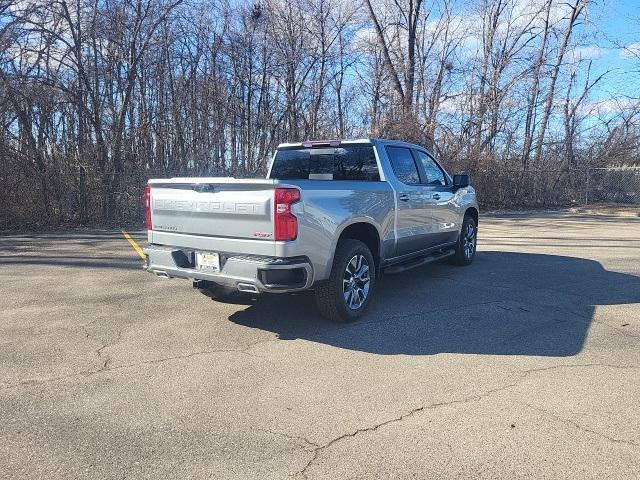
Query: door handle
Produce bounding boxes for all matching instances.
[433,194,441,200]
[399,193,410,202]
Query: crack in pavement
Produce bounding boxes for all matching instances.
[426,280,640,341]
[7,285,635,392]
[252,427,320,450]
[522,363,639,375]
[0,336,278,391]
[293,363,640,479]
[519,401,639,448]
[82,323,123,370]
[296,299,507,341]
[97,329,123,369]
[294,380,524,479]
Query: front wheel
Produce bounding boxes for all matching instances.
[314,239,376,323]
[450,215,477,266]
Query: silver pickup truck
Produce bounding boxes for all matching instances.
[144,138,478,322]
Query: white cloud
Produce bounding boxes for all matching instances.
[583,98,640,115]
[509,0,577,30]
[352,25,376,49]
[620,42,640,59]
[570,46,606,62]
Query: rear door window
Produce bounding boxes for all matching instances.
[386,146,421,185]
[269,145,380,181]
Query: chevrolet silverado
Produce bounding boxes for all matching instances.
[143,138,479,322]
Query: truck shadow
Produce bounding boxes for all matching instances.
[228,251,640,357]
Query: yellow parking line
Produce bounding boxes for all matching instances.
[122,231,146,259]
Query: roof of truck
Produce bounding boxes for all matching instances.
[276,138,429,150]
[277,138,371,148]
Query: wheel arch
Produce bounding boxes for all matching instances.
[334,220,382,269]
[464,206,479,226]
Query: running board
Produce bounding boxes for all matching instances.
[383,249,455,275]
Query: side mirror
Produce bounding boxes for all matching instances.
[453,174,470,189]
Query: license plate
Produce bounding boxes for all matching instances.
[196,252,220,272]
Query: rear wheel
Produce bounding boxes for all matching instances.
[315,239,376,323]
[450,215,477,266]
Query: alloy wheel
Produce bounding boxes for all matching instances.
[343,254,370,310]
[463,222,476,259]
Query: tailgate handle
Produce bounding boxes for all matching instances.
[193,184,216,193]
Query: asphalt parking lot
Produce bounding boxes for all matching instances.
[1,212,639,479]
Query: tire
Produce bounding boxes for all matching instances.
[450,215,477,266]
[314,239,376,323]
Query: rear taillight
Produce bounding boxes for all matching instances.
[144,186,152,230]
[274,188,300,241]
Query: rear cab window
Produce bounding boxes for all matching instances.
[269,145,380,181]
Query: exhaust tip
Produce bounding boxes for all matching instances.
[237,283,259,293]
[153,270,170,279]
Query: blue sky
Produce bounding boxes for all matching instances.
[581,0,640,106]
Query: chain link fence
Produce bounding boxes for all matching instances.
[0,165,160,229]
[99,166,640,224]
[1,165,639,229]
[473,167,640,209]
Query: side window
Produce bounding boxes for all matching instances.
[332,146,380,181]
[386,146,420,185]
[415,150,446,186]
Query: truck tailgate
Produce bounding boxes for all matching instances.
[148,178,276,254]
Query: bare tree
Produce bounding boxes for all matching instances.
[364,0,424,114]
[533,0,585,165]
[1,0,639,228]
